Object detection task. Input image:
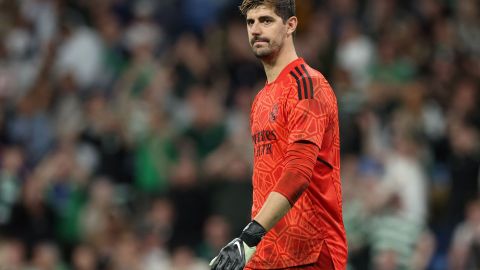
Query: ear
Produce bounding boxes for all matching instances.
[286,16,298,36]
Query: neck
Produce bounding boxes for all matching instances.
[262,42,298,83]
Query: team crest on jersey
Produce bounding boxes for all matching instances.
[269,103,279,122]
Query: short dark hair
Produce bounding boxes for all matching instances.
[239,0,296,23]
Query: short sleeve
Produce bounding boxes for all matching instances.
[286,98,330,149]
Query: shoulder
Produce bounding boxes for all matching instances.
[281,63,337,111]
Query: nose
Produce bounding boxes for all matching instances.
[250,21,261,36]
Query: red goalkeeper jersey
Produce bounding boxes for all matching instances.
[247,58,347,269]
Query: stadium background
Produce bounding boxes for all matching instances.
[0,0,479,269]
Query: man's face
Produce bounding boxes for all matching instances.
[246,5,288,59]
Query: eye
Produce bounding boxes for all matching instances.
[247,19,254,26]
[260,17,274,25]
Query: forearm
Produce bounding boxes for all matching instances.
[254,192,292,231]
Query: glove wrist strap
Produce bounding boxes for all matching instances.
[240,220,267,247]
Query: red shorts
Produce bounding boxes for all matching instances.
[245,243,335,270]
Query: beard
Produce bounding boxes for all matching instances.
[252,46,274,58]
[250,37,280,59]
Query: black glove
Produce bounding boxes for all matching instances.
[210,220,266,270]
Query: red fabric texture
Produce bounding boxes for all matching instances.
[272,142,318,206]
[245,241,335,269]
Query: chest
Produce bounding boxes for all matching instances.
[250,87,290,154]
[251,87,284,130]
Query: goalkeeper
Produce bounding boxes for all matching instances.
[210,0,347,269]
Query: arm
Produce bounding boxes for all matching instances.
[253,191,291,231]
[210,142,318,270]
[255,141,318,230]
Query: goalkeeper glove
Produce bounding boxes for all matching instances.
[210,220,266,270]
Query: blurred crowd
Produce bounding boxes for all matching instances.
[0,0,478,269]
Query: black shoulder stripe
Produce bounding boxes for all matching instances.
[294,66,309,99]
[289,71,303,100]
[301,64,314,99]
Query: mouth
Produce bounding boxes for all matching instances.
[253,42,268,47]
[251,38,269,46]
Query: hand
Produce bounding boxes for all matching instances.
[209,238,255,270]
[210,220,266,270]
